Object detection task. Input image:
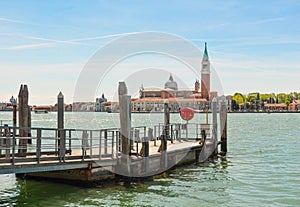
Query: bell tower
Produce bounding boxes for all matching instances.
[201,42,210,100]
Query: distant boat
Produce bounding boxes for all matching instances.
[33,106,51,114]
[34,109,49,114]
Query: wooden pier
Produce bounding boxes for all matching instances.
[0,82,227,183]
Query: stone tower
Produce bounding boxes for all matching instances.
[201,42,210,100]
[194,79,200,92]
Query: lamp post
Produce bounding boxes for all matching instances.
[9,96,17,127]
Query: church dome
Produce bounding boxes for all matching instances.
[99,93,107,102]
[164,74,178,91]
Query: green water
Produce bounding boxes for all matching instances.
[0,112,299,206]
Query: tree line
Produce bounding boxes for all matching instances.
[231,92,300,111]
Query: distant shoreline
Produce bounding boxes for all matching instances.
[0,111,300,114]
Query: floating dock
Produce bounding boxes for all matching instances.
[0,82,227,184]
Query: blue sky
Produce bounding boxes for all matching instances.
[1,0,300,104]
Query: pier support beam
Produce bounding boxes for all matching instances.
[219,99,227,156]
[118,82,131,177]
[57,92,65,161]
[18,84,31,156]
[212,98,218,157]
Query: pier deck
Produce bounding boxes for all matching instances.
[0,124,214,177]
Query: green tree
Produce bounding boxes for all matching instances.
[276,93,286,104]
[232,93,245,105]
[260,94,272,102]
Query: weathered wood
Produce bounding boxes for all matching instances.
[13,105,17,127]
[104,130,108,154]
[211,98,218,157]
[82,130,89,159]
[219,100,227,155]
[28,103,32,144]
[57,92,64,129]
[57,91,64,156]
[59,129,66,162]
[36,129,41,163]
[158,100,169,152]
[118,82,131,176]
[18,84,30,156]
[12,127,16,165]
[4,126,10,159]
[90,130,93,156]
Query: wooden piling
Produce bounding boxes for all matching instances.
[13,105,17,127]
[57,92,64,129]
[18,84,30,156]
[57,92,65,161]
[158,100,169,170]
[118,82,131,176]
[219,99,228,156]
[211,98,218,157]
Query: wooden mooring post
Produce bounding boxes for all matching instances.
[118,82,131,177]
[18,84,31,156]
[57,92,66,161]
[219,99,227,156]
[212,98,218,157]
[158,100,169,170]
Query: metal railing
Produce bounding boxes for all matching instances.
[0,122,210,172]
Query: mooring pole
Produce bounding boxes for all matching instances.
[163,100,169,151]
[10,96,17,127]
[57,92,65,161]
[118,82,131,178]
[18,84,30,156]
[212,98,218,157]
[219,99,227,156]
[158,100,169,170]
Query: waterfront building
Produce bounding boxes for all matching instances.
[288,100,300,111]
[201,42,210,100]
[264,103,287,111]
[0,103,7,111]
[95,94,108,112]
[132,43,216,112]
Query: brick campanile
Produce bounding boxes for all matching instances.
[201,42,210,100]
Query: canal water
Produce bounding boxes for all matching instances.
[0,112,299,206]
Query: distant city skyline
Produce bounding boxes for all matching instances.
[1,0,300,105]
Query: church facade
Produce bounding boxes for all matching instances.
[131,43,217,112]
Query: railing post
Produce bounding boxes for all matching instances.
[154,126,157,146]
[170,125,174,143]
[82,130,89,160]
[12,127,16,165]
[135,129,140,157]
[104,129,108,154]
[0,130,2,156]
[111,131,115,158]
[36,129,41,164]
[196,124,199,140]
[186,123,188,141]
[90,130,93,156]
[179,124,182,141]
[5,125,10,159]
[116,130,120,156]
[59,129,66,162]
[99,130,102,159]
[68,130,72,155]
